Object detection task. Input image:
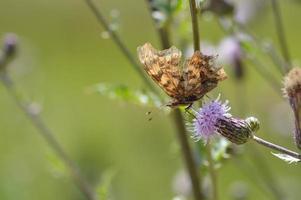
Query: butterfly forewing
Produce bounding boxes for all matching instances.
[137,43,184,98]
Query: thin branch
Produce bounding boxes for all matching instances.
[235,23,285,75]
[0,72,96,200]
[252,135,301,160]
[245,54,282,96]
[271,0,291,72]
[206,143,218,200]
[84,0,158,93]
[189,0,200,51]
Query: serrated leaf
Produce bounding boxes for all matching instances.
[91,83,162,108]
[271,152,301,164]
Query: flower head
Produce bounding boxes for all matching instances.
[192,96,231,141]
[189,96,258,144]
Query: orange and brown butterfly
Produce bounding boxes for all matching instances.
[137,43,227,107]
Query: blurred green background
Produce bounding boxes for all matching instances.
[1,0,301,200]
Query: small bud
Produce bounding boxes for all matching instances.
[216,117,253,145]
[283,67,301,149]
[0,33,18,71]
[245,117,260,132]
[3,33,18,58]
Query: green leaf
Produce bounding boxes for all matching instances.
[96,169,116,200]
[170,0,183,13]
[240,40,258,56]
[212,138,231,162]
[91,83,162,108]
[45,151,67,178]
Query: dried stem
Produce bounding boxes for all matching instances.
[189,0,200,51]
[252,135,301,160]
[84,0,157,93]
[271,0,291,72]
[0,72,96,200]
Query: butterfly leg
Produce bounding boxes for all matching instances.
[185,103,193,111]
[184,105,196,118]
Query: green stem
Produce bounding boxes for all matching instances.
[206,143,218,200]
[0,73,96,200]
[172,109,203,200]
[144,1,203,199]
[189,0,200,51]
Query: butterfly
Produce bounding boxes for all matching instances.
[137,43,227,107]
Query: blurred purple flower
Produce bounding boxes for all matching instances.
[218,37,244,79]
[232,0,267,24]
[192,96,231,141]
[218,37,241,65]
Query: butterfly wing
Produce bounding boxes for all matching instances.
[137,43,184,98]
[182,51,227,98]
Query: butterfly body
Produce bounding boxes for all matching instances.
[137,43,227,107]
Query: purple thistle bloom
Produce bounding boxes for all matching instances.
[192,96,231,141]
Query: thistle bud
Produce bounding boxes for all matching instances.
[216,117,253,145]
[283,67,301,149]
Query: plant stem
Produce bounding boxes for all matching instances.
[206,143,218,200]
[188,1,219,199]
[144,1,203,199]
[252,135,301,160]
[84,0,157,93]
[248,145,284,200]
[189,0,200,51]
[172,109,203,200]
[0,73,96,200]
[271,0,291,72]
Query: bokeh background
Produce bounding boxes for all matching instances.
[0,0,301,199]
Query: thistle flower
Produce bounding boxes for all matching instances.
[283,67,301,149]
[189,97,258,144]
